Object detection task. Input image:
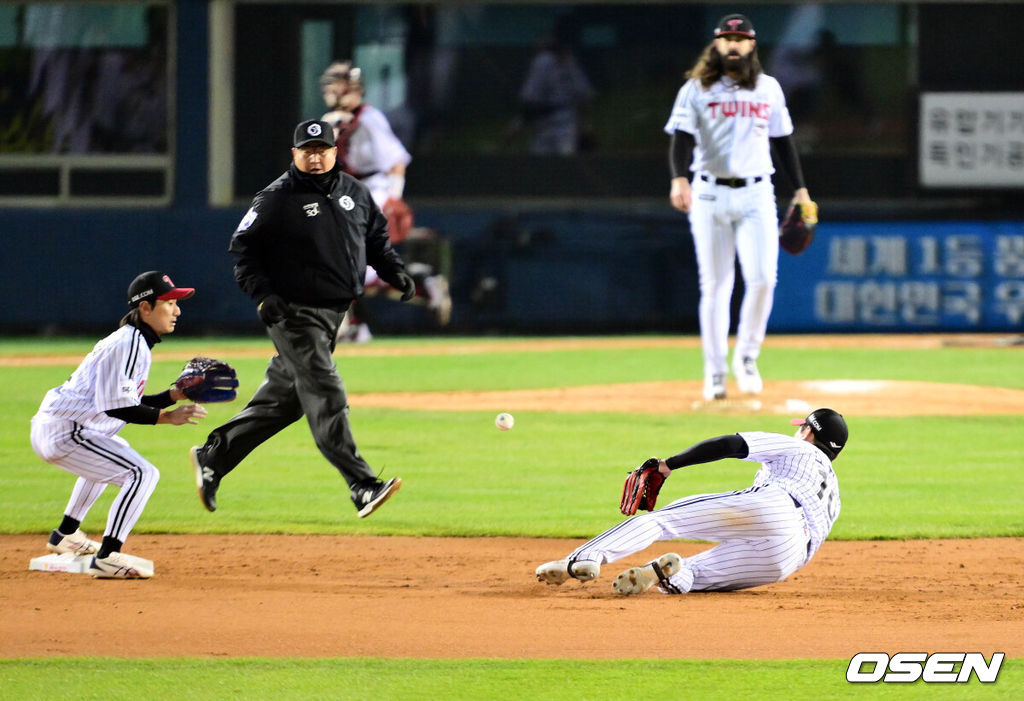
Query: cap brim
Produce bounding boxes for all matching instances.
[716,31,755,38]
[294,139,335,149]
[158,288,195,301]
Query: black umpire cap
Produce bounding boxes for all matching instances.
[127,271,195,308]
[293,119,335,149]
[714,14,756,38]
[792,408,848,460]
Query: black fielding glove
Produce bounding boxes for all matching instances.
[257,294,291,325]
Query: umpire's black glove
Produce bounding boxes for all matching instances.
[390,272,416,302]
[257,294,291,325]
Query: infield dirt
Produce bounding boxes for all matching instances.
[2,534,1022,658]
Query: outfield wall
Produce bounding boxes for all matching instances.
[2,207,1021,335]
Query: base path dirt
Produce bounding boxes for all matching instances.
[2,534,1021,659]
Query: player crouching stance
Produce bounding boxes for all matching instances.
[30,272,210,579]
[536,409,848,595]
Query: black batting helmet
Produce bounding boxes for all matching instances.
[792,408,848,460]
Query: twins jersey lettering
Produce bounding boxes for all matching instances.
[664,74,791,178]
[568,431,839,593]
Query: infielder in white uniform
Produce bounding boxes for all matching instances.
[666,14,813,401]
[320,61,451,342]
[536,408,847,595]
[30,271,207,578]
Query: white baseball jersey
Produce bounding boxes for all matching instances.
[741,430,840,557]
[34,325,151,442]
[568,432,839,593]
[664,73,792,178]
[30,325,160,543]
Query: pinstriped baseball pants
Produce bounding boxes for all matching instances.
[30,418,159,544]
[569,483,809,593]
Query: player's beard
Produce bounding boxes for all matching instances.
[710,46,760,88]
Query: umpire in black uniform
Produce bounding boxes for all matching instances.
[189,119,414,517]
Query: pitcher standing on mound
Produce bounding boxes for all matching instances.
[665,14,814,401]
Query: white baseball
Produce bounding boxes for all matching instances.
[495,412,515,431]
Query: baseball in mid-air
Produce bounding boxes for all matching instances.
[495,412,515,431]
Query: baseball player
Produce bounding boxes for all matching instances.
[666,14,813,401]
[536,408,847,595]
[320,61,451,342]
[29,271,207,579]
[189,119,409,518]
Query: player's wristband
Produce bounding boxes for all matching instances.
[387,174,405,200]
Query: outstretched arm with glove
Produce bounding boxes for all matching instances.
[619,434,750,515]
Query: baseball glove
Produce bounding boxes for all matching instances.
[779,201,819,255]
[383,197,414,244]
[620,458,666,516]
[173,357,239,403]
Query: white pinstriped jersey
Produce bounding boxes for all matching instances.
[739,431,841,557]
[663,73,792,178]
[34,325,152,437]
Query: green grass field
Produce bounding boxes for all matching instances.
[1,335,1021,699]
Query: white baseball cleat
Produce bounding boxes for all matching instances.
[88,551,154,579]
[703,373,727,401]
[535,558,600,585]
[47,529,101,556]
[612,553,683,596]
[733,355,763,394]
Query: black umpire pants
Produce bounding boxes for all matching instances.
[201,304,377,489]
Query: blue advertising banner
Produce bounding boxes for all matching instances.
[772,221,1024,332]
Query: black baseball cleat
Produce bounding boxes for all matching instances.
[351,477,402,518]
[189,446,220,512]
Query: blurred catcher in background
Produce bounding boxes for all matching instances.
[320,60,451,342]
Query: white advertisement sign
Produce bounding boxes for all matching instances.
[919,92,1024,187]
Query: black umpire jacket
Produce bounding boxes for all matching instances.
[230,162,407,310]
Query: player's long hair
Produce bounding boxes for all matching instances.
[687,42,762,90]
[119,308,140,328]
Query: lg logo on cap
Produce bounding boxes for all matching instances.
[307,123,323,136]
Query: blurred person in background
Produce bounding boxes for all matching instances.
[320,61,451,342]
[516,17,595,155]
